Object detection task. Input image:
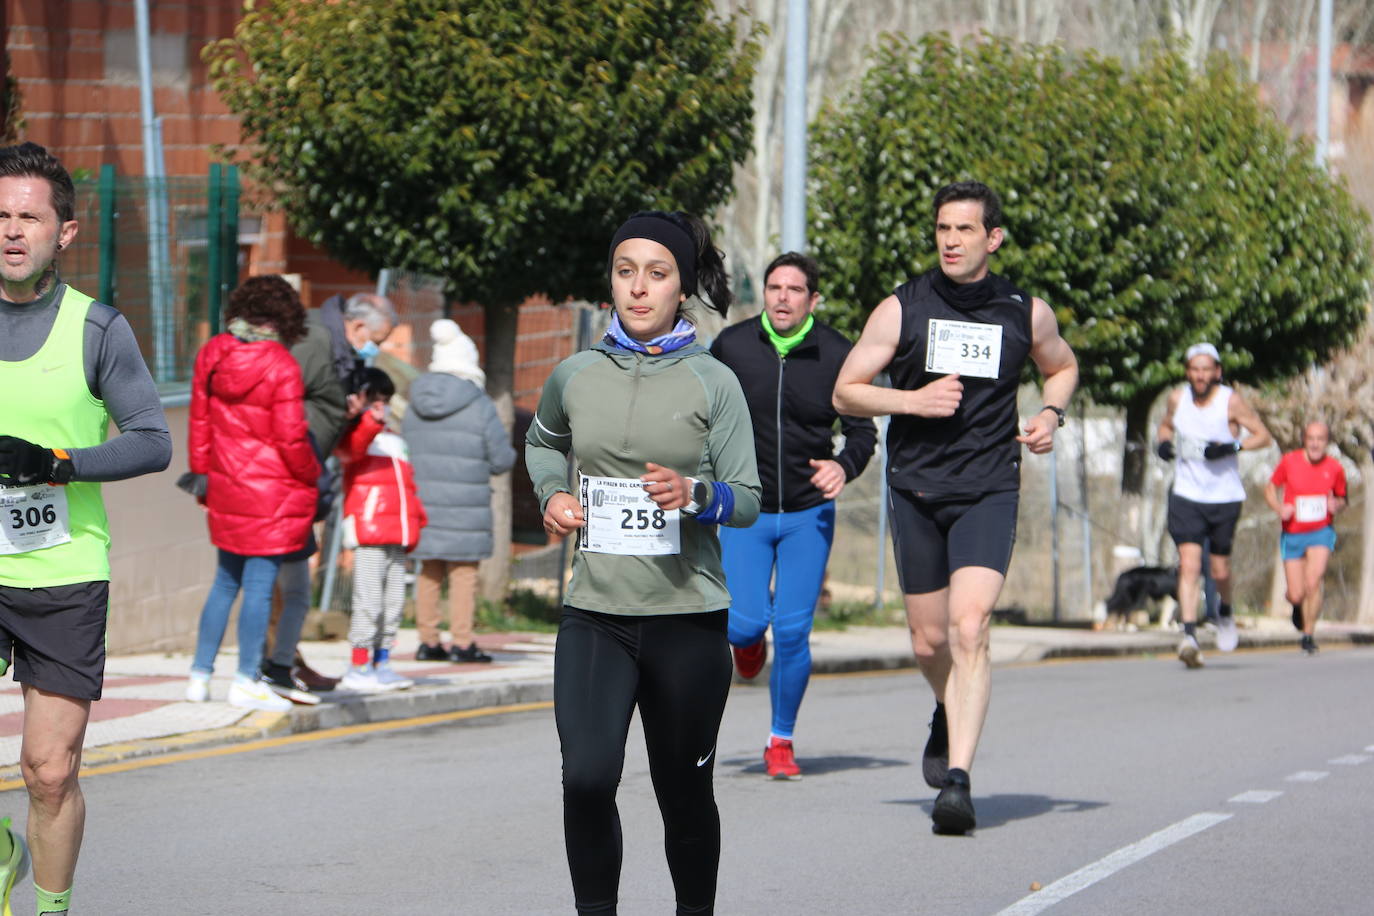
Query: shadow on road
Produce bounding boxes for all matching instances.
[889,794,1107,829]
[723,754,909,777]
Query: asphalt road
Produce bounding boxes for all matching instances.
[12,645,1372,915]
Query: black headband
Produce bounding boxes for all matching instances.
[607,215,697,298]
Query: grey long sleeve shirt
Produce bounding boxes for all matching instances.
[0,280,172,481]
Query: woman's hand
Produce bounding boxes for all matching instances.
[543,492,585,540]
[642,462,690,511]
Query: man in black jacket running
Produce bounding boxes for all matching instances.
[710,252,876,779]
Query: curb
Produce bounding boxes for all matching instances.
[286,679,555,732]
[1037,629,1371,661]
[13,679,558,779]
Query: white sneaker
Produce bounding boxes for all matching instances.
[227,675,292,711]
[1178,635,1204,669]
[185,671,211,703]
[1216,615,1238,652]
[373,661,414,691]
[340,664,384,693]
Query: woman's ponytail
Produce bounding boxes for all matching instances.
[673,211,733,319]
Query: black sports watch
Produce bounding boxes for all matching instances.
[1040,405,1066,427]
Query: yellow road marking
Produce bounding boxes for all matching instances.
[0,700,553,793]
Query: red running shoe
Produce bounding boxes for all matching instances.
[733,638,767,679]
[764,737,802,780]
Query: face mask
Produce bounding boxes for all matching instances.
[355,340,380,361]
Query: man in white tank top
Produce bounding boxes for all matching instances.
[1156,343,1271,668]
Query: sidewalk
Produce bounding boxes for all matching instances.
[0,615,1367,776]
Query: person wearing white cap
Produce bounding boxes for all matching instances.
[1156,342,1271,667]
[402,318,514,663]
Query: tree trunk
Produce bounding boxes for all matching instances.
[1358,453,1374,624]
[1120,389,1157,496]
[478,300,518,603]
[1,1,11,143]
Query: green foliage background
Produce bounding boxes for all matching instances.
[811,34,1371,412]
[205,0,760,308]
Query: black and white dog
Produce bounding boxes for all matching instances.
[1100,565,1178,629]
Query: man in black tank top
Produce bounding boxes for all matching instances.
[834,182,1078,835]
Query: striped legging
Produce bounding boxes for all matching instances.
[349,544,408,651]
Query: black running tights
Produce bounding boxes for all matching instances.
[554,606,732,916]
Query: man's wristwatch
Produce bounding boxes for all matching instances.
[1040,405,1066,427]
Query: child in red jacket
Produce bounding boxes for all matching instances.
[337,370,427,692]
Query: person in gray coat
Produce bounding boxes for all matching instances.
[403,319,516,662]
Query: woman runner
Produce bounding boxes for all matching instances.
[525,211,761,915]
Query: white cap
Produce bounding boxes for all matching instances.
[1184,342,1220,365]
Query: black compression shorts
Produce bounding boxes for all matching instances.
[889,488,1019,594]
[1167,492,1243,556]
[0,581,109,700]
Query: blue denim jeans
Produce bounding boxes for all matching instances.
[192,550,284,679]
[268,557,313,669]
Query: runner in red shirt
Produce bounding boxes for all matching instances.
[1264,421,1347,654]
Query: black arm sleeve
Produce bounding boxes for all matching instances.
[68,309,172,481]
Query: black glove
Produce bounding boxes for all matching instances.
[0,436,74,485]
[1203,440,1242,460]
[175,471,208,499]
[1156,441,1175,461]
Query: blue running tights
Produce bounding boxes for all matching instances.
[720,501,835,739]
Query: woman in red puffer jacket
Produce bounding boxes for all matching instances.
[185,275,320,711]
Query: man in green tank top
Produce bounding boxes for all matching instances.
[0,143,171,915]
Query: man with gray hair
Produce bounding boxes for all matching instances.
[1155,342,1271,668]
[1263,420,1346,655]
[261,289,398,701]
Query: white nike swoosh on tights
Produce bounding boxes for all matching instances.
[696,747,715,767]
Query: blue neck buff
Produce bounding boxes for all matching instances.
[604,312,696,355]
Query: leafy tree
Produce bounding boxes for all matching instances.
[810,34,1372,494]
[206,0,758,594]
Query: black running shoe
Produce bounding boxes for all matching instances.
[922,703,949,790]
[450,642,493,663]
[1292,603,1303,632]
[415,642,449,661]
[932,769,976,835]
[260,662,321,705]
[1301,634,1319,656]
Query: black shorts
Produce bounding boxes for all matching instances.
[0,581,109,700]
[889,488,1019,594]
[1167,493,1243,556]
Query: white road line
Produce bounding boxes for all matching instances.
[1329,754,1370,766]
[1229,790,1282,804]
[996,812,1232,915]
[1286,771,1329,782]
[1364,745,1374,753]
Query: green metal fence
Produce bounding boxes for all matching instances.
[64,165,242,391]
